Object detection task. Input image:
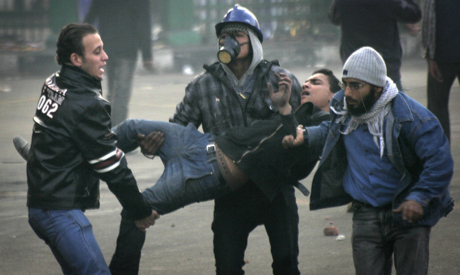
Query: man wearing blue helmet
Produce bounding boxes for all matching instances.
[169,5,303,275]
[97,5,302,274]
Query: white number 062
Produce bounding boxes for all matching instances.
[37,95,59,119]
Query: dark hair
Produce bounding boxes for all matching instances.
[312,68,341,94]
[55,23,98,65]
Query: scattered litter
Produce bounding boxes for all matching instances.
[0,85,12,93]
[323,225,339,236]
[336,234,345,241]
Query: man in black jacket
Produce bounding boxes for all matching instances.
[84,0,154,126]
[23,23,158,275]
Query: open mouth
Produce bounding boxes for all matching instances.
[301,91,310,96]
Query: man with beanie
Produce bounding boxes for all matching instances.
[284,46,453,274]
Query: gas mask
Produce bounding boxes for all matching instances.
[217,34,247,64]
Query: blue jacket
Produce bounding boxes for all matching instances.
[307,84,454,227]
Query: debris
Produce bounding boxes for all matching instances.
[323,225,339,236]
[336,234,345,241]
[0,85,11,93]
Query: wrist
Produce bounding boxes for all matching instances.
[278,105,292,115]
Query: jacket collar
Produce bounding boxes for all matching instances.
[390,92,414,123]
[59,64,102,88]
[57,64,102,94]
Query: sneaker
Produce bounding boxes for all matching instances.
[13,136,30,161]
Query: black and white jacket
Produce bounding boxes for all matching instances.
[27,65,151,219]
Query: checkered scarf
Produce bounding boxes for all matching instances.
[332,77,399,157]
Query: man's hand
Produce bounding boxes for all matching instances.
[268,72,292,115]
[282,125,305,148]
[427,58,443,82]
[135,210,160,233]
[392,200,424,223]
[405,23,421,37]
[138,131,165,157]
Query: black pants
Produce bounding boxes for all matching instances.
[427,61,460,143]
[109,210,145,275]
[212,182,300,275]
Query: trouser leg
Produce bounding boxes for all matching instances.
[212,206,253,275]
[212,183,264,275]
[264,188,300,275]
[28,208,110,275]
[107,57,137,126]
[212,183,299,275]
[427,62,460,143]
[393,226,431,275]
[109,209,146,275]
[351,204,393,275]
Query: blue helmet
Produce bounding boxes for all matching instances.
[215,5,263,43]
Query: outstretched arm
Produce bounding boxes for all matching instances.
[135,210,160,232]
[268,72,306,147]
[282,126,305,148]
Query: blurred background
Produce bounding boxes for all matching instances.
[0,0,423,77]
[2,1,460,274]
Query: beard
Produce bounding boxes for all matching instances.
[346,86,378,116]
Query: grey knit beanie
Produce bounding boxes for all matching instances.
[342,47,387,87]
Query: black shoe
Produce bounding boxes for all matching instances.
[13,136,30,161]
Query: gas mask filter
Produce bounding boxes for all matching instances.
[217,34,241,64]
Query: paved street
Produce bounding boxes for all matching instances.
[0,57,459,275]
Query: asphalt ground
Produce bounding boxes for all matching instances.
[0,57,459,275]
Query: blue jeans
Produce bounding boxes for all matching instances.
[351,202,431,275]
[106,56,137,126]
[110,119,231,274]
[113,119,231,214]
[28,208,111,275]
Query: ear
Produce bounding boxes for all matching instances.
[70,53,83,67]
[375,86,384,99]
